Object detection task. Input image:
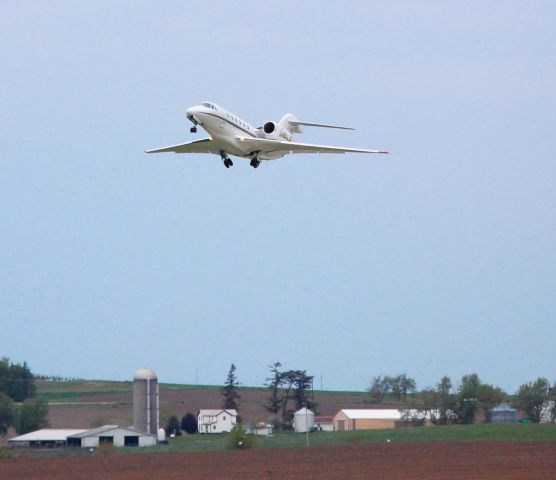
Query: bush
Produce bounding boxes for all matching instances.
[227,426,256,450]
[15,398,49,434]
[181,413,198,434]
[165,415,181,436]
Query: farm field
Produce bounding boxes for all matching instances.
[35,380,371,430]
[2,441,556,480]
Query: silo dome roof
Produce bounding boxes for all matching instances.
[133,368,157,380]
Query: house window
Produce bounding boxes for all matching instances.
[213,425,216,430]
[223,416,226,421]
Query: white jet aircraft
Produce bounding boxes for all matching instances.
[146,101,388,168]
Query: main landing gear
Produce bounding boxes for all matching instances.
[190,126,197,133]
[220,151,233,168]
[250,153,261,168]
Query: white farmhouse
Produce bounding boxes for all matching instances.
[197,409,238,433]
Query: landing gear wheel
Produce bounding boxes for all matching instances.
[224,158,233,168]
[190,126,197,133]
[250,158,261,169]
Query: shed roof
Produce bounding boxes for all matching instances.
[68,425,155,439]
[198,409,237,416]
[315,416,334,423]
[9,429,88,443]
[491,403,517,412]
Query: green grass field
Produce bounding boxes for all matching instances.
[3,424,555,460]
[134,423,556,455]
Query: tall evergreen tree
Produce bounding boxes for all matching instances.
[222,363,241,411]
[0,358,36,402]
[292,370,316,411]
[263,362,283,414]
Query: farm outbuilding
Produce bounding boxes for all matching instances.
[315,416,334,432]
[490,403,518,424]
[293,407,315,433]
[333,409,403,430]
[9,426,156,448]
[8,429,88,448]
[244,423,274,436]
[66,425,157,448]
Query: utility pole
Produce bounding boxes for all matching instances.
[305,404,309,447]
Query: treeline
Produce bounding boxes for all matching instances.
[0,357,36,401]
[35,375,85,383]
[369,372,556,425]
[369,374,417,403]
[0,358,49,436]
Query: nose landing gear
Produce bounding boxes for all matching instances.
[187,114,199,134]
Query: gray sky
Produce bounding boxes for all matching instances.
[1,1,555,393]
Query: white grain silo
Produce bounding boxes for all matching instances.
[133,368,159,435]
[293,407,315,433]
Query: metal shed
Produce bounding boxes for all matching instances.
[490,403,518,424]
[8,429,87,448]
[67,425,157,448]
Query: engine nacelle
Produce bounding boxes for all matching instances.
[263,121,276,134]
[262,121,293,141]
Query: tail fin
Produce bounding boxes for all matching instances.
[278,113,302,133]
[279,113,354,134]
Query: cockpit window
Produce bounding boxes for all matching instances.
[201,102,218,110]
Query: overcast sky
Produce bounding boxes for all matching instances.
[1,1,555,393]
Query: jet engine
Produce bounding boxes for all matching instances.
[262,121,293,141]
[263,122,276,134]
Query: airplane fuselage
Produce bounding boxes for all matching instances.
[146,101,387,168]
[187,102,288,160]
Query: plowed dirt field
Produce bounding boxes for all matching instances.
[2,441,555,480]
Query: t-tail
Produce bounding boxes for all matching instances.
[278,113,355,134]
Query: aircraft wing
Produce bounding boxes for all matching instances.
[145,138,222,154]
[237,137,388,155]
